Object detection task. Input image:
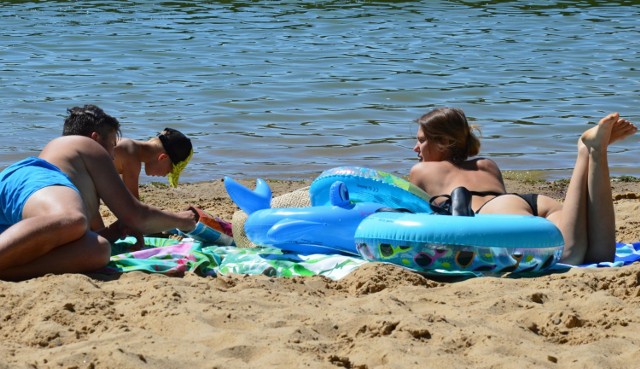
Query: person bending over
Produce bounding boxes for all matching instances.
[409,107,637,265]
[63,109,193,199]
[113,128,192,199]
[0,106,196,280]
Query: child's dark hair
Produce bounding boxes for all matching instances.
[62,104,121,138]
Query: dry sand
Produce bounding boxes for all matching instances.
[2,173,640,369]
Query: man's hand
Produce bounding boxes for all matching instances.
[101,220,145,251]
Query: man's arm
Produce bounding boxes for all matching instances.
[47,137,196,235]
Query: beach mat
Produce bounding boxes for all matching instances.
[104,236,365,280]
[576,241,640,268]
[103,237,640,280]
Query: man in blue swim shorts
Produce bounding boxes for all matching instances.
[0,105,197,280]
[0,157,79,234]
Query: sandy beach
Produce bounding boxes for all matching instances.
[2,173,640,369]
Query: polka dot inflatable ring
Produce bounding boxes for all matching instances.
[354,212,564,276]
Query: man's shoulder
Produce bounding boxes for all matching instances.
[47,135,97,148]
[40,135,108,167]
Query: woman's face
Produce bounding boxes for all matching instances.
[413,126,447,162]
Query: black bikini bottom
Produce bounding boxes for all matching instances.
[474,193,539,216]
[430,190,540,217]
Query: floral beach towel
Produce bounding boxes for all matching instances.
[104,237,640,279]
[105,237,366,280]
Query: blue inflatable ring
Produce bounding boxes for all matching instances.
[310,166,433,213]
[354,212,564,276]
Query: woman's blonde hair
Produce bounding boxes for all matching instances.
[416,107,481,163]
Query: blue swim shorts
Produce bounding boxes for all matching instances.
[0,157,79,233]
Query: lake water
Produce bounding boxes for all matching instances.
[1,0,639,184]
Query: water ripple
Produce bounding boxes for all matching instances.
[0,0,639,182]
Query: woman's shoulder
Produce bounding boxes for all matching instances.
[469,157,501,171]
[409,160,456,191]
[410,160,455,175]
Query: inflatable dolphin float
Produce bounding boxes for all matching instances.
[224,177,384,255]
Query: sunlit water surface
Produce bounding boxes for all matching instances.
[1,0,639,184]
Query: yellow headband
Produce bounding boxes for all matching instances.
[167,149,193,187]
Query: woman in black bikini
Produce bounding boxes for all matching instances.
[408,107,637,265]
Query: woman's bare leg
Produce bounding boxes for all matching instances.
[556,135,590,265]
[559,113,636,264]
[583,114,637,262]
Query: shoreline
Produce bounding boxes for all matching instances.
[137,165,640,187]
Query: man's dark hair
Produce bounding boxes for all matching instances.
[62,104,121,138]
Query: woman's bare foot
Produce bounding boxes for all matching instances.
[580,112,636,150]
[580,112,618,151]
[609,117,637,144]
